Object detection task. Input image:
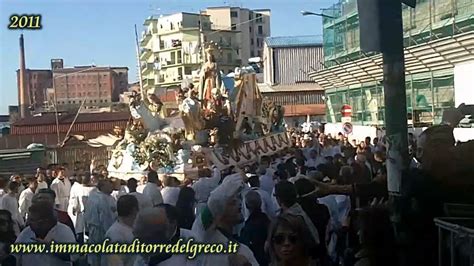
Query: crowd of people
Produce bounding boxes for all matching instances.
[0,121,472,266]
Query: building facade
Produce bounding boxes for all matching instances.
[310,0,474,126]
[203,7,271,64]
[52,65,128,110]
[140,12,241,89]
[16,69,53,111]
[262,36,326,126]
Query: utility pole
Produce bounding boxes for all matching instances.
[357,1,415,265]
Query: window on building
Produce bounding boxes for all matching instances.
[177,68,183,80]
[249,26,252,33]
[249,12,253,20]
[160,40,165,49]
[170,51,176,65]
[258,25,263,35]
[184,67,192,75]
[231,24,237,30]
[256,13,263,23]
[258,50,262,57]
[250,38,254,45]
[250,50,255,57]
[170,22,174,30]
[177,50,182,64]
[231,11,238,18]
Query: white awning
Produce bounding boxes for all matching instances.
[309,32,474,89]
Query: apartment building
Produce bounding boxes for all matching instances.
[202,7,271,64]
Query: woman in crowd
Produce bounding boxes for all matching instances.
[268,213,317,266]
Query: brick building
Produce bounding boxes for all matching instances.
[16,69,53,110]
[52,66,128,109]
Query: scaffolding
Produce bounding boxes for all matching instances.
[321,0,474,67]
[314,0,474,125]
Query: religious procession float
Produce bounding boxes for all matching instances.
[99,41,291,180]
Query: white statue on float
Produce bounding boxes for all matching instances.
[106,87,177,180]
[129,88,169,132]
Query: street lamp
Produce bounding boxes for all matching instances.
[300,10,335,19]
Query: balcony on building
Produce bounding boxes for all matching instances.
[140,48,152,60]
[141,63,155,75]
[140,30,153,46]
[143,77,155,88]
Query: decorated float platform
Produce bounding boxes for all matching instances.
[89,41,290,181]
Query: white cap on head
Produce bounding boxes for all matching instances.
[207,173,243,218]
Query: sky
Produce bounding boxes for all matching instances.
[0,0,333,114]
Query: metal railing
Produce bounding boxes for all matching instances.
[434,217,474,266]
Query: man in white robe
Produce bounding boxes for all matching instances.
[102,195,139,266]
[14,202,77,266]
[50,168,71,212]
[19,177,38,221]
[191,167,220,216]
[142,171,163,206]
[191,172,259,266]
[84,179,117,266]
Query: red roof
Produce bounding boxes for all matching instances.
[13,112,131,126]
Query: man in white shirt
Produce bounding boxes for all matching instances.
[257,165,274,196]
[305,149,325,169]
[50,168,71,212]
[126,178,152,210]
[191,167,221,216]
[84,179,117,266]
[243,174,276,220]
[10,175,25,200]
[14,202,76,266]
[142,171,163,207]
[160,176,181,206]
[74,174,96,243]
[36,173,49,191]
[102,195,139,266]
[136,176,147,193]
[19,177,38,221]
[1,181,24,235]
[67,175,83,230]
